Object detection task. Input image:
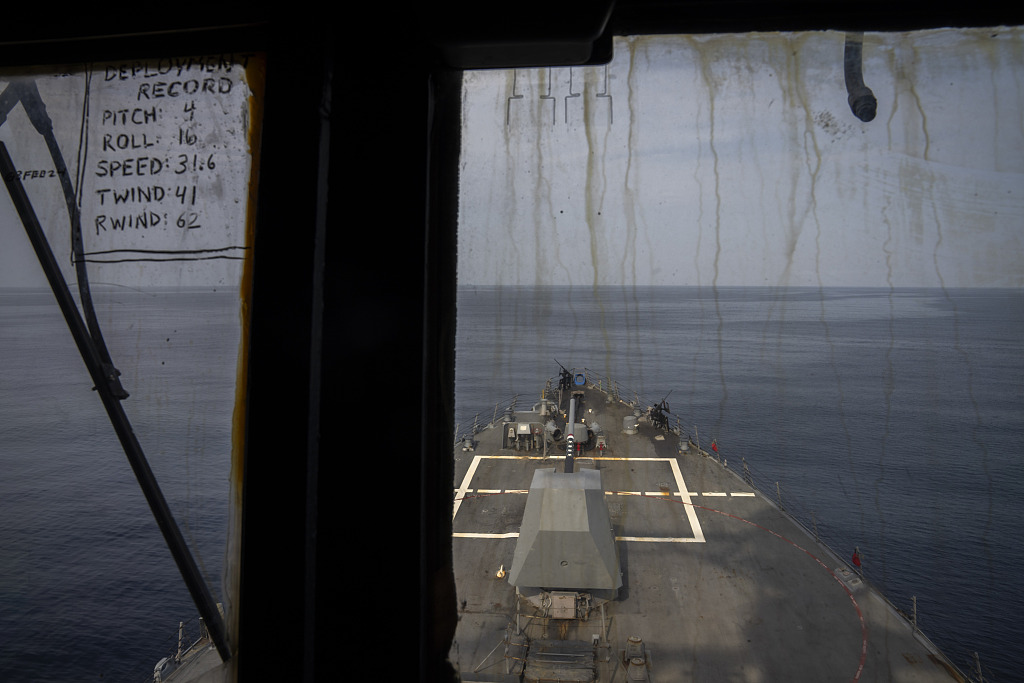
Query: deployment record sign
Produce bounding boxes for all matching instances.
[0,54,261,288]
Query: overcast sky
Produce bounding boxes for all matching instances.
[2,30,1020,290]
[457,28,1024,288]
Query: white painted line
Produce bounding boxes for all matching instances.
[702,492,727,496]
[608,490,694,497]
[617,536,705,543]
[453,532,520,539]
[669,458,706,543]
[731,492,756,497]
[453,454,484,521]
[454,453,717,543]
[487,454,556,460]
[456,533,700,543]
[590,456,666,462]
[454,532,699,543]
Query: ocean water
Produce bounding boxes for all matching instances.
[0,288,237,683]
[2,286,1020,680]
[454,285,1024,681]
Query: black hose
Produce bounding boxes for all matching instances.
[844,32,877,122]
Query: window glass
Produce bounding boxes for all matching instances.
[454,29,1022,680]
[0,54,260,681]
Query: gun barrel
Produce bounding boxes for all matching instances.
[565,396,577,473]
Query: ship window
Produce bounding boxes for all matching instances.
[0,54,261,680]
[454,28,1022,680]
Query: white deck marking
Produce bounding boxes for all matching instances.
[452,454,484,521]
[454,453,725,543]
[453,532,519,539]
[456,486,748,498]
[669,458,706,543]
[608,490,673,497]
[591,456,666,462]
[616,535,705,543]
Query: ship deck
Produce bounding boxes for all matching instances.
[450,378,963,682]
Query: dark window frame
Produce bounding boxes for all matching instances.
[2,6,1020,682]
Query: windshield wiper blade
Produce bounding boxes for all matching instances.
[0,140,231,664]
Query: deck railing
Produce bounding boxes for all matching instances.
[454,391,525,446]
[147,614,214,682]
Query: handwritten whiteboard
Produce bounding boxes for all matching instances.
[0,54,259,288]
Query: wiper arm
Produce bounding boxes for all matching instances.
[0,141,231,664]
[0,79,127,398]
